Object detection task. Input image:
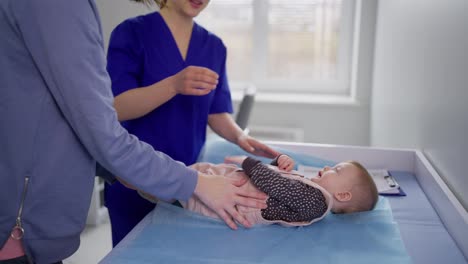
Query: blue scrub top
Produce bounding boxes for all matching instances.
[107,12,233,166]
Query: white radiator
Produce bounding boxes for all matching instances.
[247,126,304,142]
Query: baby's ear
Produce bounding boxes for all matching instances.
[334,191,352,202]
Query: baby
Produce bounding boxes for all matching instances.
[140,154,379,227]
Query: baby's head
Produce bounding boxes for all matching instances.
[310,161,378,214]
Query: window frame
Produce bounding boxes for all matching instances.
[198,0,360,98]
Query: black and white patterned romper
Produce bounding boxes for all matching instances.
[242,157,328,222]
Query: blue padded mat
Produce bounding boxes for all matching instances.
[100,137,411,264]
[100,197,411,264]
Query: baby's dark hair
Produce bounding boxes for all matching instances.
[131,0,167,9]
[343,160,379,213]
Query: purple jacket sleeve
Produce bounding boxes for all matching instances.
[14,0,197,201]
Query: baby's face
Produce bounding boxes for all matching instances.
[310,162,359,193]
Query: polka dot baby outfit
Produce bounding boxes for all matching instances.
[242,157,328,222]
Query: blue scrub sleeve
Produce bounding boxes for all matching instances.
[209,45,233,114]
[107,20,143,96]
[14,0,197,201]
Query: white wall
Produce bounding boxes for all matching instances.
[371,0,468,209]
[95,0,155,49]
[95,0,376,146]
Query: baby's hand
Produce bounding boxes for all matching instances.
[224,155,248,165]
[277,155,295,171]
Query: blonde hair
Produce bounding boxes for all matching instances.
[342,160,379,214]
[131,0,167,9]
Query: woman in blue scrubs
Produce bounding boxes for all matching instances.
[105,0,279,246]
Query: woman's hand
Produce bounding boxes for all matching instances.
[113,65,219,121]
[276,155,295,171]
[194,172,268,230]
[236,135,280,159]
[168,66,219,96]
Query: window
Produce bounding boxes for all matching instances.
[195,0,356,96]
